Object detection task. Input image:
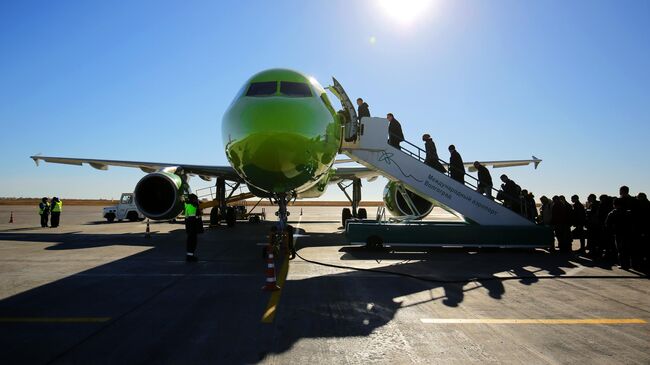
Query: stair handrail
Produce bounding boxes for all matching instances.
[389,133,525,214]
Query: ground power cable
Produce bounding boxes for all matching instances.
[294,250,648,284]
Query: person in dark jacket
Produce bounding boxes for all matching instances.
[422,134,446,173]
[473,161,492,199]
[552,195,572,253]
[571,195,587,253]
[526,191,538,221]
[448,145,465,184]
[585,194,601,257]
[386,113,404,148]
[637,192,649,272]
[538,196,552,226]
[606,198,633,269]
[498,174,520,213]
[38,197,50,228]
[184,194,202,262]
[356,98,370,121]
[598,195,616,261]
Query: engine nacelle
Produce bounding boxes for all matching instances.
[383,181,434,220]
[134,172,185,220]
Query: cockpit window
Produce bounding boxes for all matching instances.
[279,81,312,97]
[246,81,277,96]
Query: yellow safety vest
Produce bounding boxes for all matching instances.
[184,203,197,217]
[39,202,49,214]
[52,201,62,213]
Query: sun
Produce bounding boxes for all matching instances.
[379,0,432,25]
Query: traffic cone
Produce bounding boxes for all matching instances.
[145,219,151,238]
[9,212,14,224]
[262,247,280,291]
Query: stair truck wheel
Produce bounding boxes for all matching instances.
[366,235,383,250]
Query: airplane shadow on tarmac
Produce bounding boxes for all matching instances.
[0,223,643,364]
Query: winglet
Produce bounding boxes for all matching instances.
[532,155,542,169]
[30,155,41,167]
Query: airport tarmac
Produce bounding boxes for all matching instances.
[0,205,648,364]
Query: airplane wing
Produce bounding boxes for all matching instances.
[465,156,542,172]
[30,155,241,182]
[331,156,542,180]
[331,166,381,182]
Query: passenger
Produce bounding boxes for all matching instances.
[527,191,538,221]
[498,174,521,213]
[448,145,465,184]
[473,161,492,199]
[598,195,616,262]
[50,197,62,228]
[538,196,553,226]
[605,198,633,269]
[356,98,370,121]
[618,186,641,268]
[585,194,601,257]
[386,113,404,148]
[38,197,50,228]
[184,193,202,262]
[571,195,587,253]
[521,189,530,218]
[422,134,447,173]
[552,195,572,253]
[637,193,649,272]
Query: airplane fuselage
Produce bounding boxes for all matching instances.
[221,69,341,197]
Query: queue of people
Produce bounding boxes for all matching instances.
[359,101,648,271]
[37,197,62,228]
[537,186,649,272]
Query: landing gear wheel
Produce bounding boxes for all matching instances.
[226,206,236,227]
[357,208,367,220]
[342,208,352,227]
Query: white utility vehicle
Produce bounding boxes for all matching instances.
[103,193,145,222]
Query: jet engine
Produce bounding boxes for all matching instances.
[382,181,434,220]
[134,172,186,220]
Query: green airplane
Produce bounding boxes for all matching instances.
[30,68,542,253]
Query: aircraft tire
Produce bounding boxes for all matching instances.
[342,208,352,227]
[226,207,236,227]
[210,206,220,226]
[358,208,367,220]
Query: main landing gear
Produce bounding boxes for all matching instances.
[337,178,367,227]
[209,177,237,228]
[262,194,296,260]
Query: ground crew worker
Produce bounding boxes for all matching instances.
[50,197,62,227]
[386,113,404,148]
[184,194,202,262]
[448,145,465,184]
[473,161,492,199]
[423,134,446,173]
[38,197,50,228]
[356,98,370,121]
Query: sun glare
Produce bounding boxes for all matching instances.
[379,0,432,25]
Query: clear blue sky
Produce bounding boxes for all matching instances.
[1,0,649,201]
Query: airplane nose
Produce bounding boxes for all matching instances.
[223,98,331,193]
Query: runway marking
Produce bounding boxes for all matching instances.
[0,317,111,323]
[420,318,647,325]
[261,217,301,324]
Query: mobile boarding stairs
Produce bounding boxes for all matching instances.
[328,78,553,248]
